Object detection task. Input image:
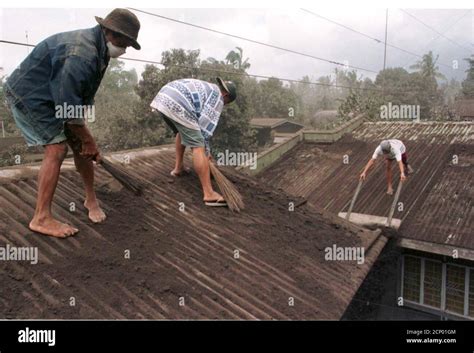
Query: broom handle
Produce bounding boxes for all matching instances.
[65,126,108,169]
[386,181,403,227]
[346,179,363,220]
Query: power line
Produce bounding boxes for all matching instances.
[400,9,472,69]
[301,8,384,44]
[0,39,381,92]
[300,8,452,69]
[0,38,434,95]
[0,39,34,47]
[127,8,380,74]
[400,9,472,53]
[124,57,381,91]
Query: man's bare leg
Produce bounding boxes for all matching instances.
[171,133,188,176]
[192,146,223,201]
[71,150,106,223]
[29,142,79,238]
[386,159,394,195]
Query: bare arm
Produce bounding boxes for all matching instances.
[398,160,406,181]
[66,123,101,162]
[360,159,375,180]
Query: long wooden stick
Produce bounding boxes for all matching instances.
[386,181,403,227]
[346,179,363,221]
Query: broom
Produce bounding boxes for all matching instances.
[209,161,245,212]
[64,128,143,195]
[98,158,143,196]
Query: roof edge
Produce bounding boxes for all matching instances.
[0,144,175,182]
[399,237,474,261]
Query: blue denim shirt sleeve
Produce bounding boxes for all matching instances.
[5,25,107,141]
[49,54,96,126]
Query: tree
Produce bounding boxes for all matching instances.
[410,51,446,81]
[88,59,141,150]
[440,78,461,105]
[250,77,300,120]
[315,76,337,110]
[0,75,21,136]
[333,69,382,121]
[461,56,474,98]
[337,87,382,121]
[225,47,251,70]
[374,60,446,120]
[375,67,412,105]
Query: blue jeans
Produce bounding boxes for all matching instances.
[7,101,67,146]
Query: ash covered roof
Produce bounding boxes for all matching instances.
[0,146,385,319]
[261,121,474,255]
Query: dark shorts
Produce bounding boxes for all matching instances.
[401,152,408,166]
[157,112,205,148]
[388,152,408,166]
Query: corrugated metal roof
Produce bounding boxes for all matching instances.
[352,121,473,144]
[261,121,474,251]
[0,146,385,319]
[400,146,473,249]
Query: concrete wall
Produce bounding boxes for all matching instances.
[0,136,24,150]
[237,132,303,176]
[303,115,365,143]
[239,114,365,175]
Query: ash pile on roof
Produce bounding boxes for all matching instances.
[0,151,384,319]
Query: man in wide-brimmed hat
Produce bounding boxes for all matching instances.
[4,9,141,238]
[150,77,237,207]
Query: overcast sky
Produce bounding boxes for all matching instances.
[0,8,472,84]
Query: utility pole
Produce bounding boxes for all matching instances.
[26,31,29,54]
[382,9,389,98]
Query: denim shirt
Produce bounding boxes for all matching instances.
[5,25,109,139]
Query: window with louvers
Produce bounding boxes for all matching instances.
[469,269,474,317]
[423,260,442,308]
[445,265,465,315]
[403,256,421,303]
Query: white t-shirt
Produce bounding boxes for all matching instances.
[372,139,406,162]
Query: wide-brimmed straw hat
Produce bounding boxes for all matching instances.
[95,8,141,50]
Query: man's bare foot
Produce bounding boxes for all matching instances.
[386,188,394,195]
[29,217,78,238]
[84,200,106,223]
[170,167,191,177]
